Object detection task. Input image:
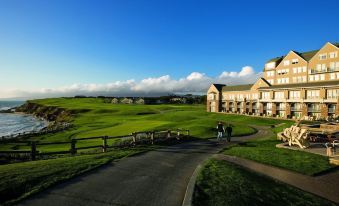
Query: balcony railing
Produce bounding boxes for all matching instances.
[308,108,320,112]
[328,108,336,113]
[291,107,302,111]
[309,67,339,74]
[276,107,286,110]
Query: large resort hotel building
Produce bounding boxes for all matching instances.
[207,42,339,120]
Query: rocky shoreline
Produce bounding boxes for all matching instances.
[0,102,73,140]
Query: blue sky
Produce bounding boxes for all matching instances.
[0,0,339,98]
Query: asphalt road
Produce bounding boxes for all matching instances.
[18,127,267,206]
[18,141,224,206]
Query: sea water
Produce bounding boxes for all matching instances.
[0,101,48,138]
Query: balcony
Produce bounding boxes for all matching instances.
[276,106,286,110]
[308,108,320,112]
[328,108,336,113]
[291,107,302,111]
[309,67,339,74]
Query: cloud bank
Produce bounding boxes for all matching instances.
[0,66,262,99]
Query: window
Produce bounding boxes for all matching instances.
[229,94,235,100]
[292,59,299,64]
[266,103,272,110]
[266,62,275,69]
[307,90,320,99]
[252,93,258,99]
[303,66,307,72]
[330,62,339,71]
[329,52,338,58]
[209,94,215,100]
[293,67,297,73]
[319,53,327,60]
[330,73,336,80]
[261,92,270,99]
[275,92,284,99]
[309,75,314,81]
[327,89,339,99]
[316,64,327,72]
[277,69,288,75]
[284,60,290,66]
[267,79,274,85]
[277,78,289,84]
[315,75,319,81]
[289,91,300,99]
[266,71,275,77]
[293,76,307,83]
[303,76,306,82]
[320,74,325,80]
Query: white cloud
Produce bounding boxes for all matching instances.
[0,66,262,99]
[219,66,254,78]
[186,72,205,80]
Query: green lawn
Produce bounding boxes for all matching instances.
[1,97,292,153]
[0,148,145,205]
[223,123,335,175]
[193,159,335,206]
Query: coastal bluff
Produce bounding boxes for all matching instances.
[16,102,72,123]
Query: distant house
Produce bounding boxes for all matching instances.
[135,98,145,104]
[120,98,133,104]
[111,98,119,104]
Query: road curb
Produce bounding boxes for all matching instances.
[182,158,209,206]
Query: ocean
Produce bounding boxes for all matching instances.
[0,101,48,138]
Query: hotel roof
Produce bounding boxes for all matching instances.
[222,84,253,92]
[266,42,339,63]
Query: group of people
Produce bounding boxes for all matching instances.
[216,121,232,142]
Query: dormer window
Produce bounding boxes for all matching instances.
[266,62,275,69]
[292,59,299,64]
[283,60,290,66]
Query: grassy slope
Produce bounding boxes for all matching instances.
[1,98,291,152]
[0,148,144,205]
[223,123,335,175]
[194,159,335,206]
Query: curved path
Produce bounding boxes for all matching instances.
[19,127,267,206]
[215,154,339,204]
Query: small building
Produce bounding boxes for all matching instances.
[111,98,119,104]
[135,98,145,104]
[120,98,134,104]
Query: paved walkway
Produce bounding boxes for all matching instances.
[216,154,339,204]
[18,127,266,206]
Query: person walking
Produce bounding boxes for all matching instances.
[216,122,225,141]
[226,124,232,142]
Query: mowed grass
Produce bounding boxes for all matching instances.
[0,97,292,152]
[223,123,335,175]
[193,159,335,206]
[0,148,144,205]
